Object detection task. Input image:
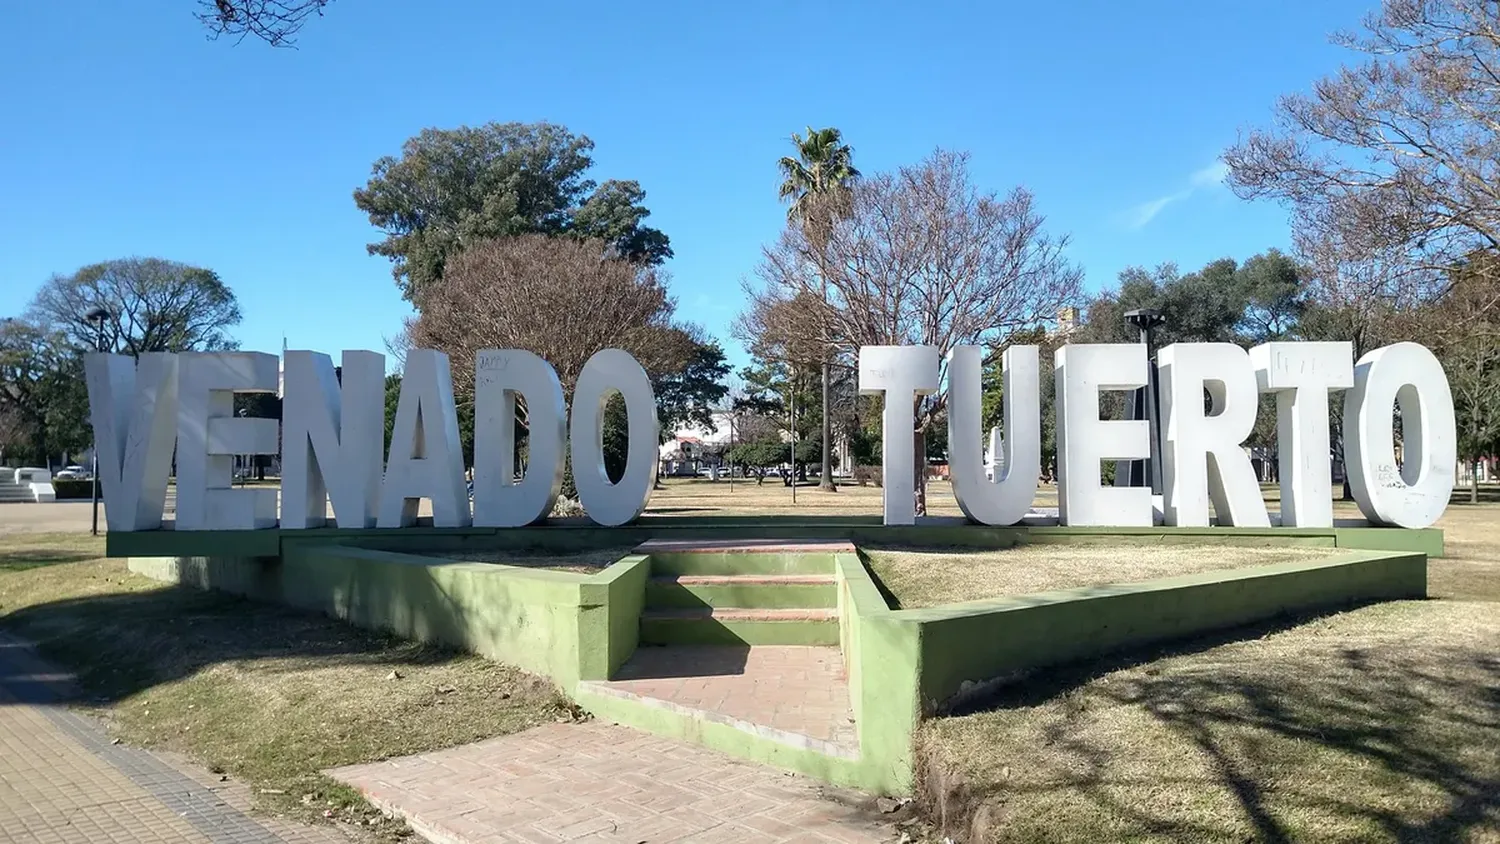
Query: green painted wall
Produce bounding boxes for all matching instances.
[902,550,1428,709]
[835,553,922,794]
[579,555,648,681]
[129,546,642,689]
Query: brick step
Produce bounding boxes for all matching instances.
[646,574,836,610]
[639,608,839,646]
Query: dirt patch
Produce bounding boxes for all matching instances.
[864,543,1336,608]
[450,545,638,573]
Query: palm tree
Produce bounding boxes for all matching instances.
[778,127,859,492]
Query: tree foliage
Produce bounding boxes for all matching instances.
[197,0,332,46]
[1225,0,1500,325]
[4,258,243,466]
[32,258,242,355]
[755,147,1082,511]
[354,122,671,301]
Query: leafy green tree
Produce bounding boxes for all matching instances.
[980,326,1062,479]
[0,318,89,466]
[355,123,671,301]
[777,127,859,491]
[653,338,731,438]
[32,258,242,355]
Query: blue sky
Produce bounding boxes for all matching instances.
[1,0,1374,371]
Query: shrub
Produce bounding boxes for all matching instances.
[52,479,94,499]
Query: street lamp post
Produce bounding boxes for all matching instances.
[237,407,250,487]
[85,307,110,536]
[1120,308,1167,494]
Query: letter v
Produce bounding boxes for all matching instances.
[84,353,179,531]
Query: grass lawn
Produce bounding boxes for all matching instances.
[864,544,1336,608]
[911,499,1500,843]
[0,534,579,840]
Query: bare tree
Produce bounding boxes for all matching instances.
[410,234,684,403]
[1225,0,1500,321]
[197,0,333,47]
[756,149,1082,513]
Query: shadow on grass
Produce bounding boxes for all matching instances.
[0,548,100,572]
[925,607,1500,843]
[0,580,472,708]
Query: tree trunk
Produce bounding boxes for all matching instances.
[819,361,836,491]
[1471,459,1481,504]
[912,420,927,517]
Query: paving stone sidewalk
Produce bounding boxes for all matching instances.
[330,721,896,843]
[0,633,352,844]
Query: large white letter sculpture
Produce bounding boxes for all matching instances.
[379,350,471,528]
[473,349,568,527]
[281,350,386,529]
[1055,344,1152,527]
[176,352,281,530]
[83,353,179,531]
[948,345,1040,526]
[1345,342,1456,529]
[1250,342,1353,527]
[570,349,658,526]
[859,346,940,526]
[1158,343,1270,527]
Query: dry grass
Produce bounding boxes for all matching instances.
[0,535,575,839]
[865,544,1337,608]
[644,477,969,517]
[912,500,1500,843]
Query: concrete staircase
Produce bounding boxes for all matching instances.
[636,540,843,646]
[0,484,34,504]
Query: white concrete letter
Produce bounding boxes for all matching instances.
[1250,342,1354,527]
[1158,343,1270,527]
[474,349,568,527]
[858,345,940,526]
[281,350,386,529]
[378,350,471,528]
[1055,344,1152,527]
[83,353,179,532]
[570,349,658,526]
[947,345,1040,526]
[1345,342,1456,529]
[176,352,281,530]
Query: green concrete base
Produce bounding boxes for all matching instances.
[645,577,836,609]
[120,523,1436,797]
[639,611,840,646]
[104,518,1447,561]
[645,550,838,576]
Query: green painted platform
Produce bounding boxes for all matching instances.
[103,515,1447,559]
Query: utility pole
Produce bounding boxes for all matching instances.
[85,307,110,536]
[1119,308,1167,493]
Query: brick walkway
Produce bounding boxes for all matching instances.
[329,721,893,843]
[583,646,858,755]
[0,634,351,844]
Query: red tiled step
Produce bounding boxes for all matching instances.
[635,539,856,554]
[643,607,838,622]
[652,574,835,585]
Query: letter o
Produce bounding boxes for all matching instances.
[1344,342,1456,529]
[569,349,659,526]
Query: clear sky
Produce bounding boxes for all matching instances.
[1,0,1374,370]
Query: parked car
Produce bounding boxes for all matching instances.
[54,465,89,480]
